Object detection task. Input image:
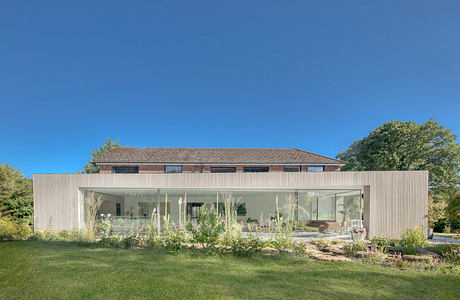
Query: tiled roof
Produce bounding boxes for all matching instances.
[95,147,344,165]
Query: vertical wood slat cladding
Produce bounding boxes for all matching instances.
[33,171,428,238]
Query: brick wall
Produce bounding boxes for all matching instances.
[99,165,112,174]
[99,164,342,173]
[324,165,341,172]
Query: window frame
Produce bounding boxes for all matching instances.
[284,166,301,172]
[243,167,270,173]
[112,166,139,174]
[210,167,237,173]
[307,166,325,172]
[165,165,183,173]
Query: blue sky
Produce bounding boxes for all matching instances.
[1,1,460,177]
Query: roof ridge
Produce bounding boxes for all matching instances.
[115,147,295,150]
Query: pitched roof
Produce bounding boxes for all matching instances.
[95,147,344,165]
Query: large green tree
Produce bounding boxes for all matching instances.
[80,138,120,174]
[337,120,460,202]
[0,163,33,224]
[446,191,460,222]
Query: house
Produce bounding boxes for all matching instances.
[95,147,344,174]
[33,147,428,238]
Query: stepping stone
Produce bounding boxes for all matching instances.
[402,255,433,263]
[309,251,351,262]
[261,247,280,255]
[322,245,346,255]
[280,248,296,255]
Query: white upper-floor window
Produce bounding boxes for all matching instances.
[307,166,324,172]
[165,165,182,173]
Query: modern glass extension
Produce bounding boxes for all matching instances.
[84,188,363,237]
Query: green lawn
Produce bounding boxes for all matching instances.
[0,241,459,299]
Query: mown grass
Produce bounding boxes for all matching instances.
[0,241,459,299]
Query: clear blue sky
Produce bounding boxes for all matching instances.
[1,1,459,177]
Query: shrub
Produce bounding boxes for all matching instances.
[98,214,112,239]
[426,244,460,263]
[121,233,143,248]
[186,206,224,248]
[56,230,88,242]
[0,217,32,240]
[344,240,367,257]
[370,236,399,254]
[441,245,460,263]
[400,226,427,255]
[164,230,190,252]
[31,230,56,240]
[312,238,330,248]
[370,236,399,247]
[99,236,122,248]
[231,236,267,256]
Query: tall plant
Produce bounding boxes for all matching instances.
[222,191,241,242]
[162,193,170,232]
[271,194,294,248]
[186,205,223,248]
[84,191,103,240]
[400,226,428,255]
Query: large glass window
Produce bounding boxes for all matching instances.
[244,167,269,172]
[210,167,236,173]
[165,166,182,173]
[307,166,324,172]
[112,166,139,173]
[85,188,362,235]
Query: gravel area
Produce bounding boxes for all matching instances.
[429,235,460,244]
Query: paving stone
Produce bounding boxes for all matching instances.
[261,247,280,255]
[310,251,351,262]
[279,248,296,255]
[322,245,346,255]
[402,254,433,263]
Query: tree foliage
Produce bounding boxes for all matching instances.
[0,163,33,224]
[428,195,447,228]
[337,120,460,202]
[446,191,460,222]
[80,138,120,174]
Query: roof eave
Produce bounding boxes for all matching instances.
[95,161,345,166]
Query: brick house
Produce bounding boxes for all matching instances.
[96,147,344,174]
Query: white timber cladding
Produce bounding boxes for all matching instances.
[33,171,428,238]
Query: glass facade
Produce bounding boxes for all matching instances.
[85,188,362,235]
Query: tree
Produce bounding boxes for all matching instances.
[337,120,460,202]
[80,138,120,174]
[0,163,33,224]
[446,191,460,222]
[428,195,447,228]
